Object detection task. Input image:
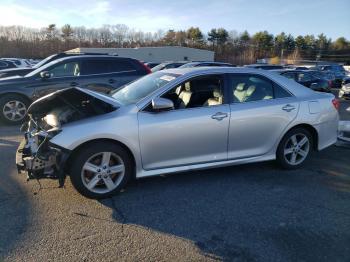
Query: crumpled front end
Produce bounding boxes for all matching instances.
[16,87,118,186]
[16,125,69,186]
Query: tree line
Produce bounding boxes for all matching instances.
[0,24,349,65]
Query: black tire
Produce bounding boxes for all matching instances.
[0,94,30,125]
[276,127,313,169]
[69,142,133,199]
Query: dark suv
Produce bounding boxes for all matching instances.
[0,55,150,124]
[0,52,112,78]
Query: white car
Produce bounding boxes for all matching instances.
[339,78,350,99]
[1,58,31,68]
[17,67,339,199]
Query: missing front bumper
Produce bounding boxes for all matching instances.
[16,137,70,187]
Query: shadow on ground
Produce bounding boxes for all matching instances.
[100,146,350,261]
[0,127,31,260]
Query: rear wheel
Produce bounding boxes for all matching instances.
[0,94,29,124]
[276,128,313,169]
[69,142,133,199]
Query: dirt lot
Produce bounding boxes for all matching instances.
[0,99,349,262]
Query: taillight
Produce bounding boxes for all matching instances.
[139,61,152,74]
[332,98,340,111]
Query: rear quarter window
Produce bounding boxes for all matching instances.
[274,83,292,98]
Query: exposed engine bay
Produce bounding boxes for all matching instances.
[16,88,118,186]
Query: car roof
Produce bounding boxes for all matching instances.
[51,55,137,64]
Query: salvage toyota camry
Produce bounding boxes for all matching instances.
[16,67,339,199]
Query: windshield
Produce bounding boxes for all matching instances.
[33,54,56,69]
[111,71,180,105]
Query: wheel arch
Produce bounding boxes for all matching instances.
[278,123,319,152]
[0,92,31,103]
[64,138,137,177]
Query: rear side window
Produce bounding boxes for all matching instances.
[230,74,274,103]
[82,60,111,75]
[274,83,292,98]
[81,59,137,75]
[110,60,137,72]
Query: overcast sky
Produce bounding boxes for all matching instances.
[1,0,349,39]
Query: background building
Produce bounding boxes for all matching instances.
[67,46,214,63]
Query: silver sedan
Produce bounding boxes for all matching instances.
[17,67,339,199]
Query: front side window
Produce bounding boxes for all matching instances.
[160,74,224,110]
[48,61,80,77]
[230,75,274,103]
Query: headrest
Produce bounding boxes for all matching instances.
[185,82,191,91]
[236,83,245,91]
[246,85,256,96]
[213,88,222,98]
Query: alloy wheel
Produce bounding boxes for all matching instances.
[283,133,310,166]
[2,100,27,121]
[81,152,125,194]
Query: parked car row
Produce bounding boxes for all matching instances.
[1,53,346,125]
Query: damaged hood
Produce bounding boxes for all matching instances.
[27,87,120,129]
[28,87,119,115]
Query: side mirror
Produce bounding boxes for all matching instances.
[152,98,174,111]
[40,71,51,79]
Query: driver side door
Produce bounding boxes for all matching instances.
[137,74,230,170]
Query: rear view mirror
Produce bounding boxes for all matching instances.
[152,98,174,111]
[40,71,51,79]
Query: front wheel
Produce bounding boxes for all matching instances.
[0,94,29,124]
[276,128,313,169]
[69,142,133,199]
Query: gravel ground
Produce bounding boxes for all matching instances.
[0,99,349,262]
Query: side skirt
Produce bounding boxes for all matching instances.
[136,154,276,178]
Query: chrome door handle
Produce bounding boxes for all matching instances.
[282,104,296,112]
[211,112,228,121]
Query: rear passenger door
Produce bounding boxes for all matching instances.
[79,58,146,93]
[227,74,299,159]
[79,59,118,93]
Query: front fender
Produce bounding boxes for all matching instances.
[49,113,142,169]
